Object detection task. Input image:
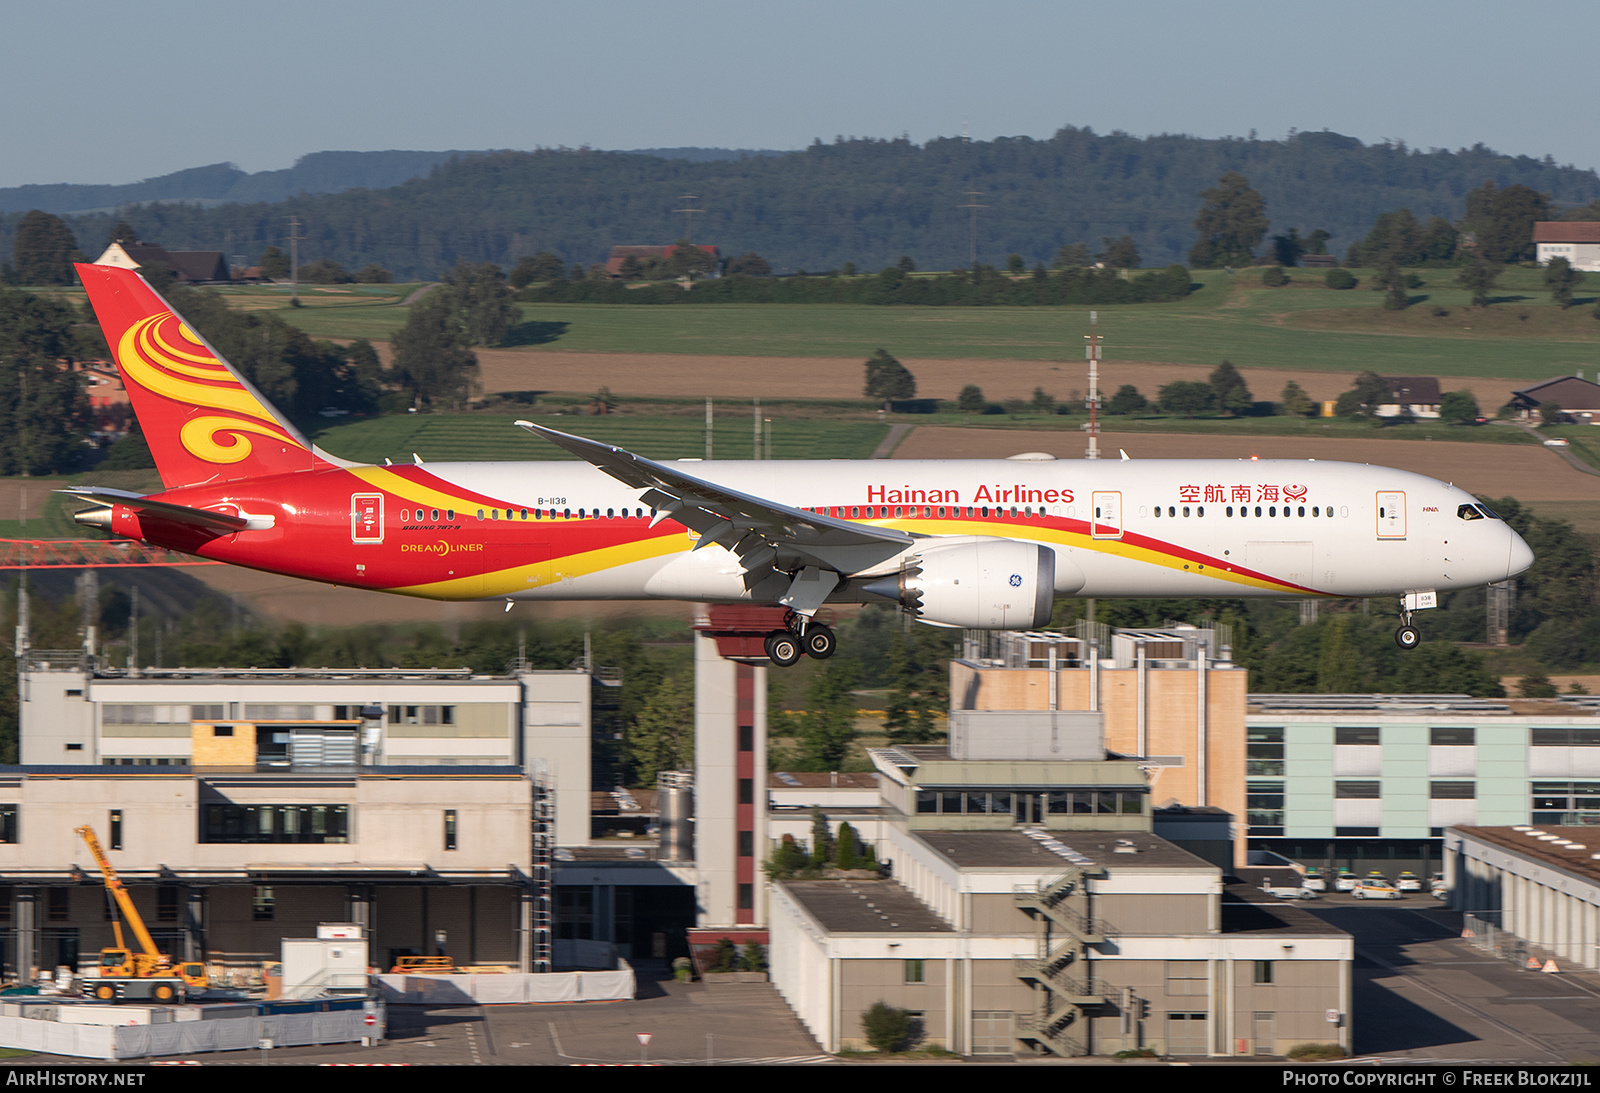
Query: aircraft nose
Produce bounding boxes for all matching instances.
[1507,527,1534,579]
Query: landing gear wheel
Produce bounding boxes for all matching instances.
[803,623,836,660]
[765,630,802,667]
[1395,626,1420,650]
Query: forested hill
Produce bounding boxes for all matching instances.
[0,151,486,215]
[22,129,1600,277]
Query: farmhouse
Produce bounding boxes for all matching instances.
[93,240,230,283]
[1509,375,1600,422]
[1533,222,1600,272]
[1375,376,1441,419]
[605,243,719,278]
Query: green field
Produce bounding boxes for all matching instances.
[250,266,1600,383]
[308,413,889,464]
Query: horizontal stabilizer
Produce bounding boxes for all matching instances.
[59,487,248,533]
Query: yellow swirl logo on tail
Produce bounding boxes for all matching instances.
[117,314,300,465]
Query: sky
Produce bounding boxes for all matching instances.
[3,0,1597,189]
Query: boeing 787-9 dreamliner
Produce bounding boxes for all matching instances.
[70,263,1533,665]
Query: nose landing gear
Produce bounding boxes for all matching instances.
[1395,600,1421,649]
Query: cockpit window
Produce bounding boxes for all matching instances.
[1476,504,1500,520]
[1457,504,1484,521]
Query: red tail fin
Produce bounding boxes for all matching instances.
[76,263,330,488]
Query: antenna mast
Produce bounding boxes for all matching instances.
[1084,310,1102,460]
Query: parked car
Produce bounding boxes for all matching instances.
[1396,871,1422,892]
[1544,438,1571,447]
[1353,880,1403,900]
[1430,874,1449,900]
[1302,868,1327,892]
[1262,881,1319,901]
[1335,870,1359,892]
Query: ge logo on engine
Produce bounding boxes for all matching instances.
[1009,573,1023,586]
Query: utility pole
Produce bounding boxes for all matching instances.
[753,398,762,459]
[673,195,702,243]
[959,191,986,267]
[705,398,714,459]
[287,216,302,305]
[1084,310,1102,461]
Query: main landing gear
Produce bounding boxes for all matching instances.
[765,613,836,667]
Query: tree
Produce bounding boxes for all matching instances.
[299,258,352,284]
[1464,182,1549,263]
[106,221,138,246]
[668,240,717,280]
[444,262,517,346]
[884,625,950,744]
[1106,384,1148,415]
[1306,229,1332,257]
[897,255,916,272]
[390,291,479,409]
[1335,371,1393,418]
[1439,390,1480,423]
[1379,259,1409,310]
[957,384,986,413]
[1053,242,1092,269]
[1281,380,1315,417]
[1544,256,1583,309]
[0,286,92,473]
[1209,360,1252,415]
[1030,386,1057,414]
[794,659,860,772]
[1100,235,1140,269]
[1271,228,1304,267]
[625,673,694,785]
[1158,380,1218,417]
[1420,217,1459,264]
[863,348,916,400]
[1189,172,1268,268]
[354,263,392,284]
[258,246,290,280]
[1006,253,1025,274]
[861,1002,912,1053]
[725,252,771,277]
[1346,209,1423,267]
[1261,266,1288,286]
[1457,255,1500,307]
[13,211,78,286]
[1324,268,1356,289]
[509,252,565,288]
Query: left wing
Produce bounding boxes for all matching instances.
[515,422,912,589]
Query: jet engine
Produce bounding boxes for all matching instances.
[864,540,1056,628]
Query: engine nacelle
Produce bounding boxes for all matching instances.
[866,540,1056,628]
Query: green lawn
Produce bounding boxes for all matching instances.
[309,413,890,464]
[240,265,1600,382]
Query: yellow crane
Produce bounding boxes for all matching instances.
[75,824,206,1002]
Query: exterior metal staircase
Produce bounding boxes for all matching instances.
[1012,868,1116,1056]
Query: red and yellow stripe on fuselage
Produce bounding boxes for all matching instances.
[106,464,1328,603]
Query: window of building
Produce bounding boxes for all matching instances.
[1247,727,1285,776]
[109,810,122,851]
[213,725,234,737]
[1253,960,1274,984]
[1430,782,1475,799]
[1335,727,1380,746]
[1334,781,1381,798]
[47,888,69,922]
[1165,961,1207,996]
[1531,781,1600,824]
[739,725,753,752]
[904,959,925,984]
[1247,782,1285,835]
[1531,729,1600,747]
[157,887,178,923]
[444,810,457,851]
[387,706,455,726]
[0,806,19,844]
[557,888,593,940]
[201,804,349,844]
[1431,727,1475,746]
[252,886,274,921]
[738,884,753,911]
[738,830,753,858]
[739,779,753,805]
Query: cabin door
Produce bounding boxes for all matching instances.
[1090,491,1123,539]
[1376,491,1407,539]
